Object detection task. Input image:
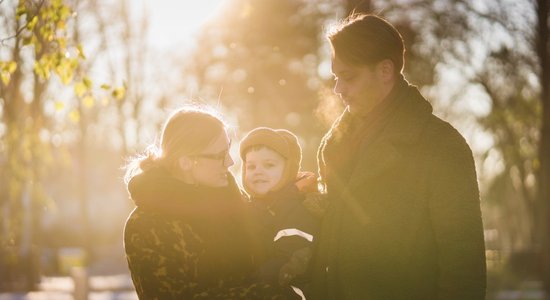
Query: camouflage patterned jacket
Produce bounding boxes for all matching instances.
[124,167,293,299]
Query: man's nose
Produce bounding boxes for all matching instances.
[333,80,346,97]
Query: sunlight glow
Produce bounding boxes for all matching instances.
[133,0,224,50]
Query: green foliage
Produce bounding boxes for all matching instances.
[112,85,126,100]
[0,0,88,287]
[1,0,83,199]
[0,61,17,85]
[11,0,80,84]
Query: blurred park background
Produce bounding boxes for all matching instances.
[1,0,549,299]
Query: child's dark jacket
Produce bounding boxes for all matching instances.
[249,183,320,288]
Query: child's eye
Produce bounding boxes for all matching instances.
[246,164,256,171]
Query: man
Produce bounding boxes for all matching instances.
[309,14,486,300]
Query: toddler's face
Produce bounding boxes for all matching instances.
[244,147,285,196]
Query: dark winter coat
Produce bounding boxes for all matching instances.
[309,78,487,300]
[249,183,320,288]
[124,167,289,299]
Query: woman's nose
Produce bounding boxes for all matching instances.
[224,153,234,167]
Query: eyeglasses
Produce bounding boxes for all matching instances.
[194,149,229,162]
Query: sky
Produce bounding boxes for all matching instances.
[131,0,225,51]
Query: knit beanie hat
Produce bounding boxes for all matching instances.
[239,127,302,196]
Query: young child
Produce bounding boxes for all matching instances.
[239,127,320,295]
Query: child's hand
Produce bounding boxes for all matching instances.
[279,263,296,287]
[294,171,318,194]
[278,247,312,286]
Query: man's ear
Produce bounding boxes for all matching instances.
[376,59,395,83]
[178,156,194,171]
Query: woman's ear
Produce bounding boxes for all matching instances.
[175,156,197,185]
[178,156,194,171]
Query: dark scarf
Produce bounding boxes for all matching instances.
[127,167,261,283]
[318,76,410,194]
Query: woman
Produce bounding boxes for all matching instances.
[123,106,290,299]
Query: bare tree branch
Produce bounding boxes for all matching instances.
[0,0,45,46]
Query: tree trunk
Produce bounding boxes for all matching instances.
[536,0,550,298]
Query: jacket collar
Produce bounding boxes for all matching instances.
[347,81,433,189]
[127,166,245,218]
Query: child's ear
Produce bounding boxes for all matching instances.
[178,156,194,171]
